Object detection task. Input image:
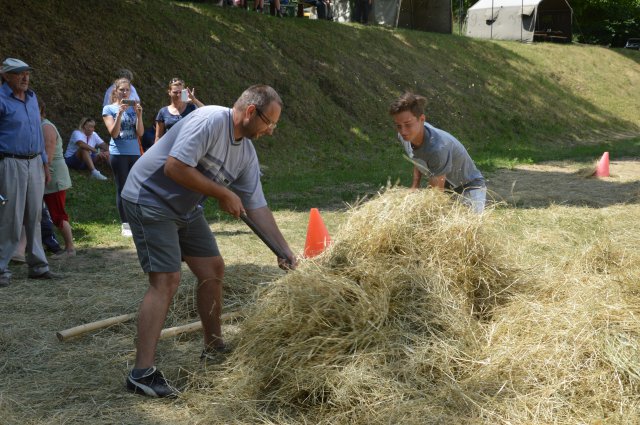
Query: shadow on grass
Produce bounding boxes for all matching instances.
[613,47,640,65]
[487,159,640,209]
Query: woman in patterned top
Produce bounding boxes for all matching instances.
[154,77,204,143]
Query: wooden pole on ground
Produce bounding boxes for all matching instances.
[159,310,244,339]
[57,310,244,342]
[56,313,137,342]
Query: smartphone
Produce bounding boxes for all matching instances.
[122,99,136,106]
[181,89,189,102]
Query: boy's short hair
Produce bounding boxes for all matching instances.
[389,92,427,118]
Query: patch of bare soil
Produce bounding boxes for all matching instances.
[487,159,640,208]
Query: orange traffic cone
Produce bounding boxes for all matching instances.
[593,152,610,177]
[304,208,331,258]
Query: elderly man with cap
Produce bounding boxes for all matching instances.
[0,58,59,287]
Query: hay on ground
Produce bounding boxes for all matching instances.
[188,188,516,423]
[186,188,640,424]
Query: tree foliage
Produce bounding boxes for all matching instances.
[570,0,640,45]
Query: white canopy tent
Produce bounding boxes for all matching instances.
[466,0,572,42]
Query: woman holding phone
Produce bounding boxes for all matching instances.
[102,77,144,237]
[154,77,204,143]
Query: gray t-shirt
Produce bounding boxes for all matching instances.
[121,105,266,217]
[399,122,484,191]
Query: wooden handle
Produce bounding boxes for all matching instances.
[56,313,137,342]
[57,310,244,342]
[240,212,290,264]
[159,310,243,339]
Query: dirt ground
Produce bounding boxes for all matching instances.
[487,158,640,208]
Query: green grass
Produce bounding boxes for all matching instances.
[2,3,640,423]
[1,0,639,214]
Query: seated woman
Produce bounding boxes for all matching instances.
[154,78,204,142]
[64,117,110,180]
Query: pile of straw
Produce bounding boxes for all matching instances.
[189,189,514,422]
[187,189,640,424]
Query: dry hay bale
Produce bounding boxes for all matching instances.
[189,188,516,423]
[327,188,512,317]
[457,274,640,423]
[452,233,640,423]
[186,191,640,424]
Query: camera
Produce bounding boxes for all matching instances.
[122,99,137,106]
[0,194,7,206]
[180,89,189,102]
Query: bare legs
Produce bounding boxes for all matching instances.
[76,149,97,172]
[186,255,225,349]
[134,256,224,369]
[135,271,181,369]
[59,220,75,253]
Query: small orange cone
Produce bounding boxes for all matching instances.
[593,152,610,177]
[304,208,331,258]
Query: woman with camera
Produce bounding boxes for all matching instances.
[154,77,204,143]
[102,77,144,237]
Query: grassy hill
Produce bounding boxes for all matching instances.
[1,0,639,211]
[2,3,640,424]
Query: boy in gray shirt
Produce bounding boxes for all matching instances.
[389,92,486,213]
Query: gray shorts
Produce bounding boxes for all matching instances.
[123,199,220,273]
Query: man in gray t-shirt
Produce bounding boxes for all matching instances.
[389,92,486,213]
[122,85,297,398]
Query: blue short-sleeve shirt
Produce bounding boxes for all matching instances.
[0,83,46,163]
[399,122,484,190]
[102,104,141,156]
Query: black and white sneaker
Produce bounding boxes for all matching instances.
[126,367,179,398]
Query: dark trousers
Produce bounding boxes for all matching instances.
[317,1,329,19]
[353,0,370,24]
[109,154,139,223]
[41,203,62,253]
[140,126,155,152]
